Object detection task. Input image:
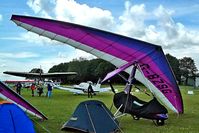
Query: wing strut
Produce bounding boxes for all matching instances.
[124,64,137,94]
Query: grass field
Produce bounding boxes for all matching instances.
[1,85,199,133]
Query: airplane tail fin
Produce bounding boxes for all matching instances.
[96,78,101,88]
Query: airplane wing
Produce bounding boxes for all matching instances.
[3,71,39,78]
[3,71,77,79]
[98,87,112,92]
[40,72,77,78]
[54,86,84,94]
[11,15,183,114]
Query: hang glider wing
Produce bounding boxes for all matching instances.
[0,81,47,119]
[11,15,183,114]
[3,71,77,79]
[102,61,136,82]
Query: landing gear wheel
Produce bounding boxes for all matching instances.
[133,115,140,120]
[156,119,165,126]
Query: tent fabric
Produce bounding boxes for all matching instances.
[0,102,35,133]
[61,100,120,133]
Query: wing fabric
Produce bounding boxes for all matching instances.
[11,15,183,113]
[0,81,47,119]
[102,61,136,82]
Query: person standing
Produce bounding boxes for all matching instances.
[30,83,36,97]
[37,84,43,97]
[16,82,22,95]
[87,83,94,98]
[47,83,52,98]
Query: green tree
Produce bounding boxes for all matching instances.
[29,68,43,73]
[179,57,198,85]
[48,58,121,84]
[166,54,181,84]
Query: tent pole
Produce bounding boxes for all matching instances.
[124,63,137,94]
[85,104,96,133]
[101,105,124,133]
[123,64,137,115]
[9,110,16,133]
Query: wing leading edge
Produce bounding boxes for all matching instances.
[11,15,183,113]
[3,71,77,78]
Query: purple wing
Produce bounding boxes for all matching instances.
[102,61,136,82]
[0,81,47,119]
[11,15,183,113]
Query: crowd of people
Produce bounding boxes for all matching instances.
[14,82,53,98]
[14,82,94,98]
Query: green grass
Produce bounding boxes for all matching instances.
[1,85,199,133]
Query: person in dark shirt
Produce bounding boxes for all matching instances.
[16,82,22,95]
[47,83,53,98]
[37,84,43,97]
[87,83,94,98]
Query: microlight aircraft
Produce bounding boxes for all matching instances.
[10,15,183,116]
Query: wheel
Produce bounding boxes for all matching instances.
[133,115,140,120]
[156,119,165,126]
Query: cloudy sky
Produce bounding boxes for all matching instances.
[0,0,199,80]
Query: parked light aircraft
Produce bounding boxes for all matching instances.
[55,80,112,94]
[3,70,77,89]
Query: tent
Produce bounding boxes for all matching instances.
[0,101,35,133]
[61,100,120,133]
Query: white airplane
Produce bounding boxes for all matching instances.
[54,80,111,94]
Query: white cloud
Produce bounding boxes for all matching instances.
[0,52,39,59]
[23,0,199,71]
[25,0,199,50]
[0,14,2,21]
[116,2,147,37]
[30,50,95,73]
[27,0,54,18]
[144,5,199,50]
[0,59,35,81]
[0,37,25,41]
[20,32,52,45]
[0,54,66,80]
[73,49,95,60]
[54,0,115,30]
[0,64,6,68]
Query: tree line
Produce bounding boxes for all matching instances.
[47,55,198,85]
